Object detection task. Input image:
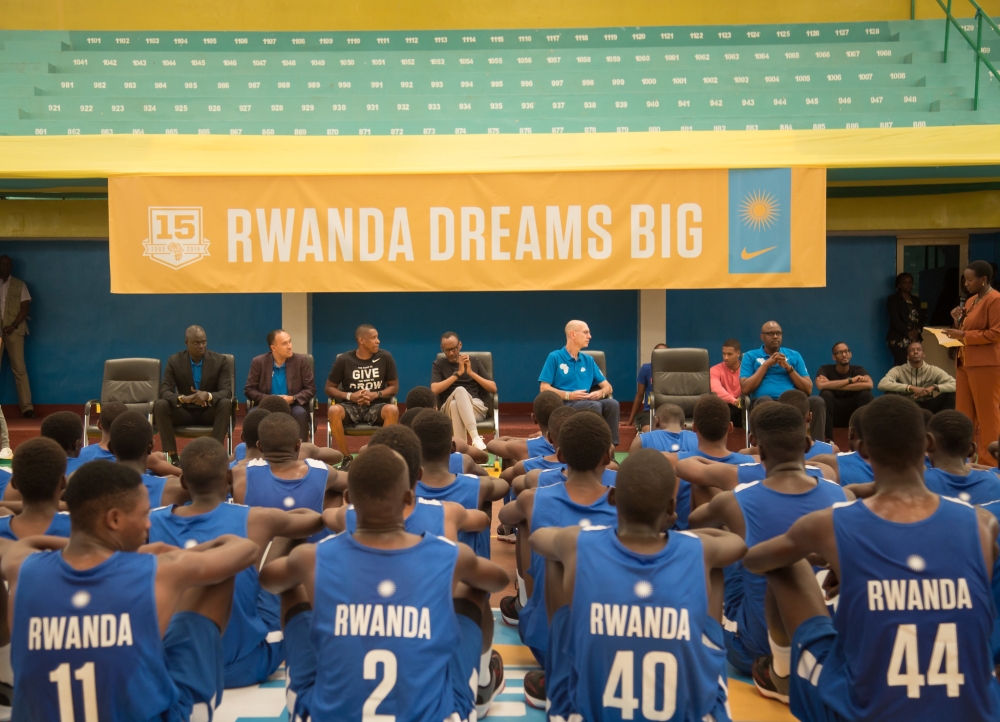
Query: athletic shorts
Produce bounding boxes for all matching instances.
[341,401,389,427]
[224,631,284,689]
[163,611,226,721]
[283,608,481,721]
[633,413,652,432]
[788,615,850,722]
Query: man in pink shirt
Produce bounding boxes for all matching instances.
[710,338,744,427]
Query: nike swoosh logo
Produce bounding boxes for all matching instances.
[741,246,778,261]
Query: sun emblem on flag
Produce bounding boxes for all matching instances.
[740,190,780,231]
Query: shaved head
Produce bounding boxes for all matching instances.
[185,325,206,340]
[564,320,591,350]
[565,320,586,336]
[760,320,783,352]
[761,321,781,334]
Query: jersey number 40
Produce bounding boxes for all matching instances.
[603,650,678,721]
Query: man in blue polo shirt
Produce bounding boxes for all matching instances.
[740,320,828,441]
[539,320,621,445]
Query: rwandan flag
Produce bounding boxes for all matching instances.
[728,168,792,274]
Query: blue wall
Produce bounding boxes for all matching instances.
[666,236,898,390]
[312,291,638,404]
[970,231,1000,268]
[0,242,281,405]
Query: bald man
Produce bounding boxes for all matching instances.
[153,325,234,460]
[740,320,828,441]
[538,320,620,445]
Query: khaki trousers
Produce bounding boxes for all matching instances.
[956,363,1000,465]
[441,386,488,439]
[0,333,32,412]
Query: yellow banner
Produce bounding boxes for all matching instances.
[108,168,825,293]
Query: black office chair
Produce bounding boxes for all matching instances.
[581,350,607,391]
[435,350,500,437]
[83,358,162,445]
[173,353,238,454]
[649,348,711,430]
[246,353,318,443]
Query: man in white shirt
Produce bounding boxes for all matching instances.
[0,255,32,426]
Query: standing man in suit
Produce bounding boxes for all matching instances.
[153,325,233,460]
[244,328,316,440]
[0,255,33,418]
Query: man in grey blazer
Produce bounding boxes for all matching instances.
[153,325,233,458]
[245,328,316,439]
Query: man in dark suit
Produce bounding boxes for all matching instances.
[153,325,233,459]
[244,328,316,439]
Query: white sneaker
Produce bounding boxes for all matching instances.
[471,435,488,452]
[0,448,11,460]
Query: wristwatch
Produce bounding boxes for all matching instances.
[453,371,460,378]
[346,392,353,402]
[207,392,213,402]
[564,391,570,400]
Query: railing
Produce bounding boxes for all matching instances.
[934,0,1000,109]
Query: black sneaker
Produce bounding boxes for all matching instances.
[338,456,353,471]
[496,524,516,543]
[499,595,521,626]
[523,669,546,709]
[475,650,505,718]
[0,680,12,721]
[751,655,790,705]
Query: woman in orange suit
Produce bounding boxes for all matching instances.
[945,260,1000,464]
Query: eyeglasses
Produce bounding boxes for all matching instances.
[441,345,460,353]
[833,348,851,355]
[762,331,783,337]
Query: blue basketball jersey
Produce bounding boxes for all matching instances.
[519,483,617,664]
[77,444,114,463]
[805,439,834,460]
[309,532,467,722]
[536,467,618,488]
[0,467,12,499]
[142,472,168,508]
[639,429,699,453]
[0,511,71,541]
[522,455,564,474]
[568,526,729,722]
[732,478,847,659]
[234,442,247,462]
[149,502,271,669]
[65,456,86,476]
[525,435,555,458]
[674,450,754,530]
[924,467,1000,506]
[11,551,178,721]
[345,498,446,538]
[736,462,827,486]
[827,497,1000,720]
[416,476,488,558]
[244,458,328,543]
[836,451,874,485]
[448,452,464,474]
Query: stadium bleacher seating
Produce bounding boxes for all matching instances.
[0,19,996,137]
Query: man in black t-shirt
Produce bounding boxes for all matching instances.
[430,331,497,451]
[324,324,399,466]
[815,341,874,432]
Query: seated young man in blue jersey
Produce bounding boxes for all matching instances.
[229,407,271,470]
[231,413,345,513]
[628,402,698,453]
[502,406,578,487]
[323,424,490,544]
[149,437,324,689]
[78,400,181,477]
[688,403,850,683]
[39,411,86,477]
[4,460,259,721]
[108,411,189,508]
[0,438,71,541]
[497,411,619,708]
[233,394,343,467]
[486,390,562,463]
[531,448,746,722]
[260,444,510,721]
[778,389,839,459]
[924,411,1000,504]
[410,411,508,558]
[812,407,872,486]
[662,394,755,529]
[405,386,490,467]
[395,405,487,479]
[744,394,1000,720]
[675,403,839,495]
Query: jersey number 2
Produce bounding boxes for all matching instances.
[887,623,965,698]
[50,662,98,722]
[363,649,398,721]
[603,650,678,720]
